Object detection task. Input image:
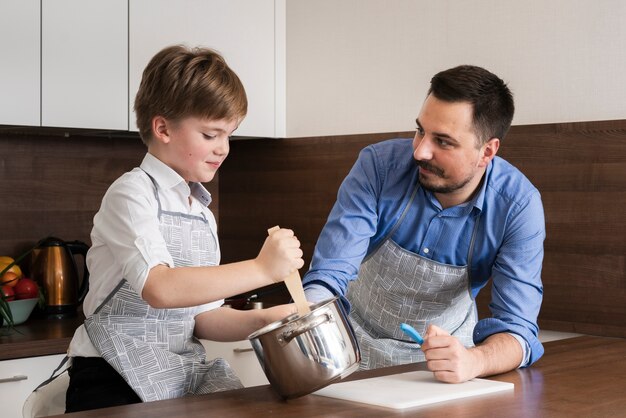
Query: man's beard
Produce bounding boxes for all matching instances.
[415,160,474,194]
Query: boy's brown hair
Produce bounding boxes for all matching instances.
[134,45,247,144]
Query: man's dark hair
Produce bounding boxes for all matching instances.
[428,65,514,145]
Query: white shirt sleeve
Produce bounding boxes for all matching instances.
[87,173,174,301]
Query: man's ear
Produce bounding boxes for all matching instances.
[152,116,170,144]
[479,137,500,167]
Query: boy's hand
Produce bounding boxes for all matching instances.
[256,228,304,282]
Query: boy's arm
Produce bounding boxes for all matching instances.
[193,304,296,341]
[142,228,303,309]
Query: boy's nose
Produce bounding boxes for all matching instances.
[214,137,229,155]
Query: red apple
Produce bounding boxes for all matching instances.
[1,284,15,301]
[14,278,39,300]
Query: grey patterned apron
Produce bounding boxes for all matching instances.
[347,182,480,370]
[84,172,243,402]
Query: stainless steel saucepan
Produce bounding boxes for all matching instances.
[248,297,360,398]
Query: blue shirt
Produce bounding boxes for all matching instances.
[302,138,545,366]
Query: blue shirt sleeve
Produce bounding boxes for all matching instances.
[474,186,545,365]
[302,145,383,310]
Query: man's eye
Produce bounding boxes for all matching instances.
[416,127,425,136]
[435,137,450,147]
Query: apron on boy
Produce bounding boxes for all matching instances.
[347,182,480,370]
[84,173,242,402]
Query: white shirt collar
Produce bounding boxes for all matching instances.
[140,153,212,206]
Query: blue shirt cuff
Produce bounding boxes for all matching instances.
[474,317,544,365]
[507,332,531,368]
[304,283,335,302]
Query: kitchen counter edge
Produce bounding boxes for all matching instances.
[0,315,84,360]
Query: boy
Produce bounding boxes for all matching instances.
[65,45,304,412]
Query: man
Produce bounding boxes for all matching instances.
[302,65,545,383]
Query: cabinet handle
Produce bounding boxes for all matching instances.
[233,347,254,353]
[0,375,28,383]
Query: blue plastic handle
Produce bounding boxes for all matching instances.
[400,322,424,345]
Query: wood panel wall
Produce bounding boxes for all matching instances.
[220,120,626,338]
[0,129,219,259]
[494,120,626,337]
[2,120,624,338]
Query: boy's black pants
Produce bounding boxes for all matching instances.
[65,356,141,413]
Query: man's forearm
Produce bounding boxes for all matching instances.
[472,332,524,377]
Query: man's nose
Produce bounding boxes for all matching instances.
[413,135,433,161]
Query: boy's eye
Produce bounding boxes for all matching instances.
[202,133,216,140]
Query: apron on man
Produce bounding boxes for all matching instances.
[347,182,480,369]
[84,172,242,402]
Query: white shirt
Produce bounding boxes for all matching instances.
[68,153,223,357]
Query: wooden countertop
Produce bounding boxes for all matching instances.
[50,335,626,417]
[0,300,268,362]
[0,314,84,360]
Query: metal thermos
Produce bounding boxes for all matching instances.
[30,237,89,318]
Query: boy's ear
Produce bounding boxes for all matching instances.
[152,116,170,144]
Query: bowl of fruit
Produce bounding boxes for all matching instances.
[1,255,41,327]
[5,298,39,325]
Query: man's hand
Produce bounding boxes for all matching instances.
[421,324,481,383]
[421,324,524,383]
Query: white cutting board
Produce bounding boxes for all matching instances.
[313,371,513,410]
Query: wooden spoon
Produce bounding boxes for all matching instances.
[267,226,310,314]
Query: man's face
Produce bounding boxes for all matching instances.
[412,94,496,206]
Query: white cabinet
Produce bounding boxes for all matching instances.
[201,340,268,387]
[0,0,40,126]
[0,354,65,418]
[41,0,128,130]
[0,0,128,130]
[129,0,279,138]
[1,0,282,136]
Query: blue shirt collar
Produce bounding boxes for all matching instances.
[423,161,492,216]
[470,160,492,212]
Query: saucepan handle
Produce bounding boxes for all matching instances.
[279,312,334,344]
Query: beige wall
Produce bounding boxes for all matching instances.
[285,0,626,137]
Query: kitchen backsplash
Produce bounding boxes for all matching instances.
[2,119,625,339]
[0,128,219,258]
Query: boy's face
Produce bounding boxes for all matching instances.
[151,116,239,183]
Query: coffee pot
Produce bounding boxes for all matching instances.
[30,237,90,318]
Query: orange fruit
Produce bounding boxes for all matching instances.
[0,258,23,287]
[1,271,20,287]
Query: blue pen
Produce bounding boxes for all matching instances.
[400,322,424,345]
